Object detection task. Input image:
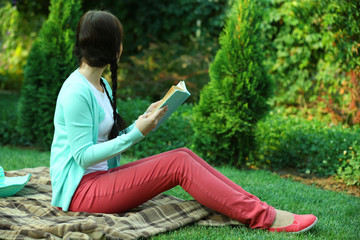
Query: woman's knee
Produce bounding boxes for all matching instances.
[173,150,192,161]
[168,150,197,170]
[177,147,194,155]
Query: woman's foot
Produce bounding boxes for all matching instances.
[268,209,318,233]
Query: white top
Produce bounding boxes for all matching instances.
[84,82,114,175]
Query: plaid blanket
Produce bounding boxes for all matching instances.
[0,167,243,239]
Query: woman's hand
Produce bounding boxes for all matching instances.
[145,100,162,114]
[136,106,168,136]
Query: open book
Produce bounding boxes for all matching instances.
[150,81,190,130]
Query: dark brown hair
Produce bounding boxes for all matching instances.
[74,10,126,138]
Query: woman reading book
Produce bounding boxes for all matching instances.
[50,10,318,233]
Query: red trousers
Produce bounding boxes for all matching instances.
[69,148,276,229]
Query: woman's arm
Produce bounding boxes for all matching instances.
[61,88,144,169]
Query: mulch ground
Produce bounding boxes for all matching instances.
[277,169,359,197]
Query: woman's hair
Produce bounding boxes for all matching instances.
[74,10,126,135]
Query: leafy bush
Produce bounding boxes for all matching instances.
[192,0,272,167]
[337,142,360,186]
[17,0,81,149]
[253,108,360,177]
[117,98,194,159]
[260,0,360,111]
[260,0,327,106]
[319,70,360,126]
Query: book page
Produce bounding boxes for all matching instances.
[177,81,187,91]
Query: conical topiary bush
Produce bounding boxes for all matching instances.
[192,0,272,167]
[17,0,82,149]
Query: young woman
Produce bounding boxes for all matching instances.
[50,10,318,233]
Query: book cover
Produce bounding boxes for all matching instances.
[150,81,190,130]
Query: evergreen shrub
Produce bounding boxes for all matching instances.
[192,0,272,167]
[253,108,360,179]
[0,93,26,146]
[17,0,82,149]
[117,98,194,159]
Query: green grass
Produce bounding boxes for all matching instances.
[1,145,50,170]
[1,146,359,239]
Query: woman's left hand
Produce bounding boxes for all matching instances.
[136,106,168,136]
[145,100,162,114]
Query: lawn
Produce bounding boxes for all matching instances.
[1,145,359,239]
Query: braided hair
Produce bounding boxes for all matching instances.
[75,10,127,139]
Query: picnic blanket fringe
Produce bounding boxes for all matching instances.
[0,167,243,239]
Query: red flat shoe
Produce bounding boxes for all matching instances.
[268,214,318,233]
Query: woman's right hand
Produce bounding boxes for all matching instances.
[135,106,168,136]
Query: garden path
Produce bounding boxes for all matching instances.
[277,169,359,197]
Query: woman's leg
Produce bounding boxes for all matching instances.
[69,150,276,229]
[116,148,262,202]
[172,148,263,202]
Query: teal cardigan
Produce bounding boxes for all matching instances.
[50,69,144,211]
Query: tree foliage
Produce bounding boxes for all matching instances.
[9,0,229,55]
[15,0,50,16]
[116,41,211,103]
[192,0,272,166]
[91,0,228,56]
[17,0,82,149]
